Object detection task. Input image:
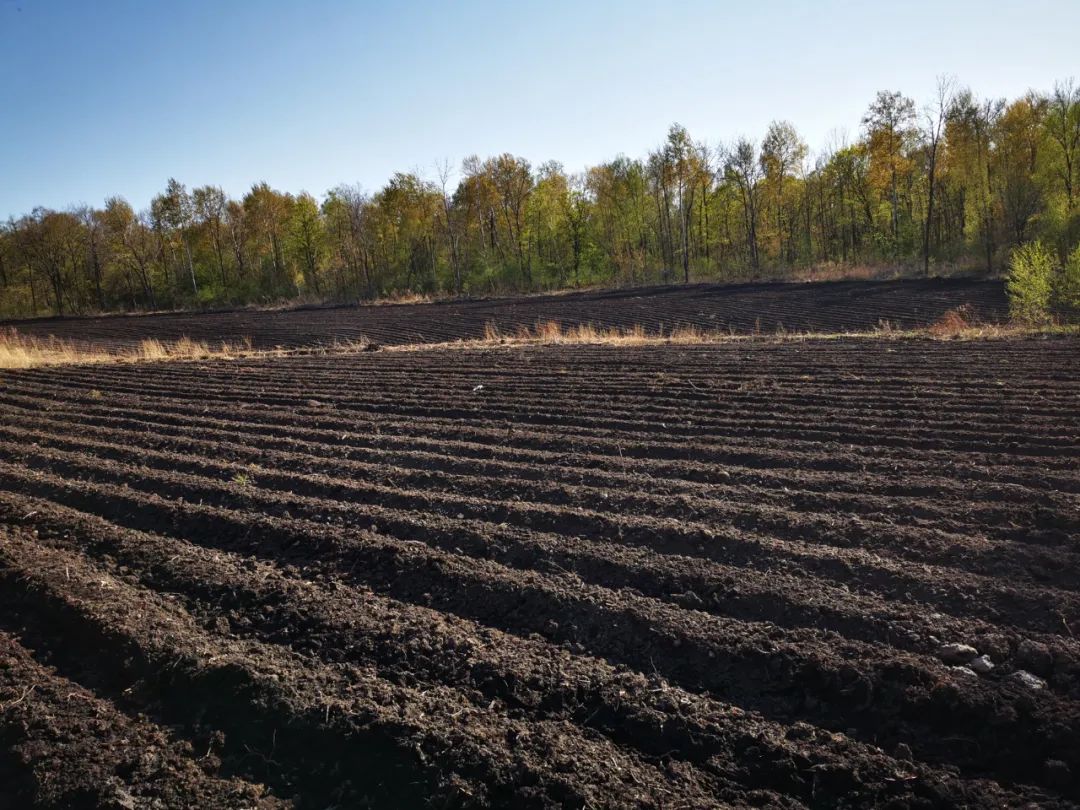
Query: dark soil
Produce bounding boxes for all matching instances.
[0,335,1076,807]
[3,277,1007,349]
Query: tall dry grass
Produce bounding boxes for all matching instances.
[3,316,1075,370]
[477,320,722,346]
[0,329,258,369]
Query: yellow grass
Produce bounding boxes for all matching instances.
[397,318,1080,353]
[0,328,261,369]
[2,318,1076,369]
[479,320,716,346]
[371,290,435,306]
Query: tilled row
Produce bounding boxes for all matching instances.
[3,436,1078,647]
[1,460,1078,799]
[0,335,1076,807]
[0,525,747,809]
[7,410,1075,576]
[14,358,1079,460]
[7,351,1079,487]
[3,495,1033,808]
[0,629,285,810]
[5,401,1077,539]
[3,378,1075,517]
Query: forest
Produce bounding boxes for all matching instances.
[1,79,1078,317]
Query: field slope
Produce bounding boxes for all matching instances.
[0,335,1077,807]
[2,276,1007,350]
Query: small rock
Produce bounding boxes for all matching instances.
[895,742,913,762]
[1010,669,1047,690]
[786,723,815,741]
[680,590,704,608]
[974,633,1010,661]
[305,399,323,407]
[938,642,978,664]
[102,786,137,810]
[969,655,994,675]
[1016,639,1053,676]
[949,665,977,678]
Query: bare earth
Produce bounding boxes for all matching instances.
[3,277,1007,350]
[0,332,1077,807]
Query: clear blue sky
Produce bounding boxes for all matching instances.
[2,0,1077,219]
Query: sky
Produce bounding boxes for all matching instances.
[1,0,1078,219]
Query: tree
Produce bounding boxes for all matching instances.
[995,94,1046,245]
[76,205,108,310]
[725,138,764,270]
[14,209,85,315]
[323,184,374,298]
[760,121,807,265]
[151,178,198,296]
[662,124,704,283]
[243,182,294,297]
[920,76,955,275]
[488,155,534,287]
[1046,79,1080,210]
[862,91,917,251]
[435,159,464,294]
[192,185,229,287]
[287,193,325,296]
[949,91,1004,272]
[101,197,158,309]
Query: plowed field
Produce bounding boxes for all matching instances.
[0,336,1077,808]
[4,277,1006,350]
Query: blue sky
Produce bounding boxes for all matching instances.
[1,0,1078,218]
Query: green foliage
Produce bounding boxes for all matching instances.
[1007,241,1057,322]
[1057,244,1080,319]
[2,78,1079,317]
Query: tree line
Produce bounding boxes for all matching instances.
[2,78,1078,317]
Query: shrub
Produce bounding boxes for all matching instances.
[1057,245,1080,321]
[1007,241,1056,323]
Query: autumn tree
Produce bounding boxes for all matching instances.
[151,178,198,296]
[862,91,917,252]
[725,138,764,270]
[760,121,807,265]
[948,90,1004,271]
[192,185,229,287]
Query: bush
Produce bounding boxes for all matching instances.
[1007,241,1057,323]
[1057,245,1080,321]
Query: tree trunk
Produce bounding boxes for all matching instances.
[923,146,937,277]
[184,236,198,295]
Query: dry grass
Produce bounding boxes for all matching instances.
[479,320,716,346]
[926,306,975,338]
[788,263,889,283]
[3,317,1076,370]
[400,318,1080,353]
[371,291,435,306]
[0,329,262,369]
